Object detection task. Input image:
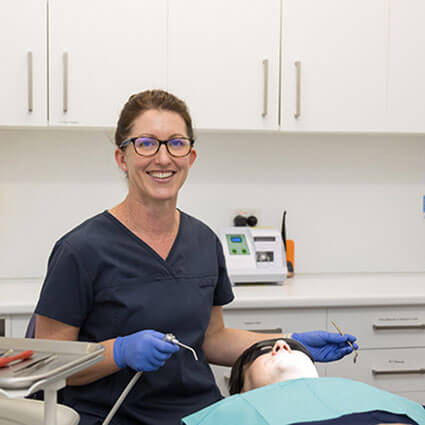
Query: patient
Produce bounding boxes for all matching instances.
[182,339,425,425]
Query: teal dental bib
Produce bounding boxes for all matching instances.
[182,378,425,425]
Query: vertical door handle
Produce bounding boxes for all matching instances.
[262,59,269,117]
[294,61,301,119]
[27,52,33,113]
[63,52,69,113]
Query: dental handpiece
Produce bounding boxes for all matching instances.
[102,333,198,425]
[163,333,199,361]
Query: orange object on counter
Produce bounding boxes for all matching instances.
[286,239,295,278]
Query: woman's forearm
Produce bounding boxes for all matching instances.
[35,314,121,386]
[67,338,120,386]
[203,327,283,367]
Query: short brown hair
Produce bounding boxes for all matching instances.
[114,89,194,148]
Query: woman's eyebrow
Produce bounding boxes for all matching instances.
[133,133,186,139]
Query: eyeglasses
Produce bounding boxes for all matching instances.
[119,136,194,158]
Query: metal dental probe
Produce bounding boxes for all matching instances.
[331,320,359,363]
[102,333,198,425]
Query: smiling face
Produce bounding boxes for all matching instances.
[115,109,197,205]
[241,340,319,393]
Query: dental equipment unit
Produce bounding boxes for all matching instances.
[0,337,105,425]
[102,333,198,425]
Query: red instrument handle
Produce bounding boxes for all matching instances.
[0,350,34,367]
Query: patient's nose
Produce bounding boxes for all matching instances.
[272,340,292,355]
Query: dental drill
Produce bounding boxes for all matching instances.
[102,333,198,425]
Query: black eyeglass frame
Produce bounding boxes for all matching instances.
[119,136,195,158]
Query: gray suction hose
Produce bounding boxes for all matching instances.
[102,334,197,425]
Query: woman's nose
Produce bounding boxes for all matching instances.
[272,340,292,356]
[155,144,172,163]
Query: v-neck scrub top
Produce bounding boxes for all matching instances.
[35,210,234,425]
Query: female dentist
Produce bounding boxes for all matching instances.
[34,90,357,425]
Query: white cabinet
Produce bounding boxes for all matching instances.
[326,306,425,403]
[2,1,425,132]
[49,0,167,127]
[281,0,387,132]
[387,0,425,133]
[0,0,47,126]
[168,0,281,130]
[214,304,425,402]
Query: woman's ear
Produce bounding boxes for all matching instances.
[189,148,197,167]
[115,148,128,172]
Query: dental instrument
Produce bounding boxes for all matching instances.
[331,321,359,363]
[102,333,198,425]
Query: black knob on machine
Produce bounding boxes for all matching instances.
[233,215,248,227]
[247,215,258,227]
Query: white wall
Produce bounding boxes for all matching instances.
[0,128,424,277]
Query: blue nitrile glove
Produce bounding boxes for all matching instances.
[292,331,358,362]
[113,330,179,372]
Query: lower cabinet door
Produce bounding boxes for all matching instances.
[9,314,32,338]
[326,348,425,394]
[397,391,425,405]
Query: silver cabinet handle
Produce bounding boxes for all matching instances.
[27,52,33,112]
[63,52,69,113]
[373,323,425,330]
[372,368,425,376]
[262,59,269,117]
[294,61,301,119]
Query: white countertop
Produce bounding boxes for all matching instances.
[1,273,425,315]
[0,279,42,314]
[226,272,425,309]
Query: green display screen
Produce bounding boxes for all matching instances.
[226,234,250,255]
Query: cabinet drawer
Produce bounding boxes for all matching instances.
[224,308,326,334]
[397,391,425,405]
[328,306,425,348]
[326,348,425,393]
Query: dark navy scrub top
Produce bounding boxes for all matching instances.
[35,210,234,425]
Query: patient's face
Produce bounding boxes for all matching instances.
[242,340,319,392]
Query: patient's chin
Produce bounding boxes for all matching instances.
[273,355,319,382]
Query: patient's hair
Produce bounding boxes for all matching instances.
[228,338,314,395]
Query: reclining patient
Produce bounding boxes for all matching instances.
[182,339,425,425]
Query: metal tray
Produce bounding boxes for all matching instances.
[0,337,104,390]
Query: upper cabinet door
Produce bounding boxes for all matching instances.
[49,0,167,127]
[281,0,387,132]
[0,0,47,126]
[387,0,425,133]
[167,0,280,130]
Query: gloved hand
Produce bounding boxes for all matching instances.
[113,330,179,372]
[292,331,358,362]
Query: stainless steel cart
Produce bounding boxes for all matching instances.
[0,337,104,425]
